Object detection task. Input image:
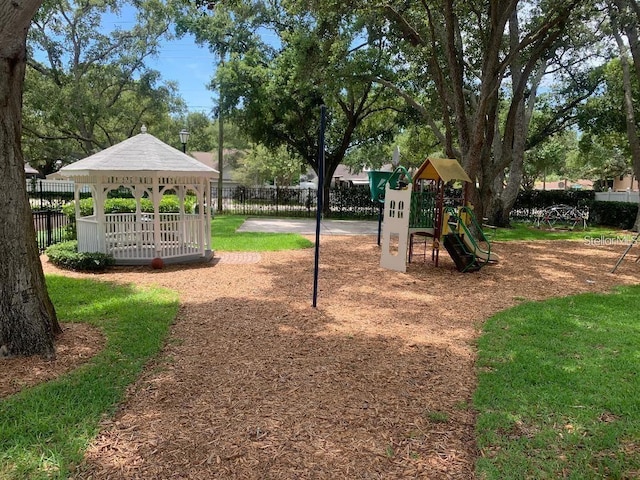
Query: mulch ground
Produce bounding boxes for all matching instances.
[3,235,639,479]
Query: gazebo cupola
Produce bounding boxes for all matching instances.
[60,126,219,265]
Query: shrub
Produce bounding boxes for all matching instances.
[589,201,639,229]
[45,241,115,272]
[62,198,93,221]
[62,195,197,217]
[515,189,595,210]
[106,197,139,213]
[330,185,378,218]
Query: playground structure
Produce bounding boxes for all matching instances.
[368,158,494,273]
[535,204,588,230]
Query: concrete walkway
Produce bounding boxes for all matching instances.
[237,217,380,235]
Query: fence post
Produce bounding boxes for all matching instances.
[46,209,53,248]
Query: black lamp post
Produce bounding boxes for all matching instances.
[179,129,190,153]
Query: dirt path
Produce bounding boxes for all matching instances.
[33,236,639,478]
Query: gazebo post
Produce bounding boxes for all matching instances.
[152,176,162,258]
[205,178,212,252]
[95,182,106,253]
[133,187,143,252]
[60,128,218,265]
[177,185,186,246]
[196,181,205,255]
[73,184,81,224]
[73,183,82,250]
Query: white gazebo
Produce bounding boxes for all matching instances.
[60,127,219,265]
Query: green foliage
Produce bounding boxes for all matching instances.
[63,195,198,219]
[176,0,405,194]
[575,134,631,186]
[588,201,639,229]
[576,58,639,182]
[232,144,305,186]
[579,59,640,144]
[475,286,640,479]
[182,111,217,152]
[330,185,378,219]
[61,199,90,221]
[0,276,178,479]
[45,241,115,272]
[514,189,595,210]
[23,0,182,174]
[523,132,579,188]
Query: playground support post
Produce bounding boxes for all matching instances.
[377,203,383,246]
[611,231,640,273]
[312,105,326,307]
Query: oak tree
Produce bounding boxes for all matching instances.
[1,0,61,359]
[176,0,405,214]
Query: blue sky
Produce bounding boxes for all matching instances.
[147,35,219,115]
[103,8,220,116]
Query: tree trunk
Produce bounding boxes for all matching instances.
[618,0,640,230]
[611,3,640,231]
[1,0,61,359]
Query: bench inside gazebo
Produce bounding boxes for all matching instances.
[60,126,219,265]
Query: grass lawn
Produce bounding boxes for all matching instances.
[475,285,640,479]
[211,215,314,251]
[0,276,179,480]
[491,222,627,242]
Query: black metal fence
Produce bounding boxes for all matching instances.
[27,181,618,252]
[27,180,75,251]
[27,179,77,210]
[27,183,382,251]
[210,185,379,219]
[33,209,70,251]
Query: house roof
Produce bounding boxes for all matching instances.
[332,164,395,184]
[60,127,219,179]
[190,150,238,181]
[413,158,471,183]
[24,163,39,175]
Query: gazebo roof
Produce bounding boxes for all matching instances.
[60,128,219,179]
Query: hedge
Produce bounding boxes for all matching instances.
[45,241,115,272]
[588,201,639,230]
[514,189,595,209]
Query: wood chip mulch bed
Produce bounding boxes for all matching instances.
[3,235,639,479]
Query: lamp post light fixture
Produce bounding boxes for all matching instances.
[179,129,190,153]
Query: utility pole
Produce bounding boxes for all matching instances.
[217,100,224,214]
[216,45,226,213]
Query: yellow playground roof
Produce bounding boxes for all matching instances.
[413,158,472,183]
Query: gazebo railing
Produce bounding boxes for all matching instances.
[77,215,100,253]
[106,213,203,260]
[77,213,205,261]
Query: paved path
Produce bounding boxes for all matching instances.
[236,217,380,235]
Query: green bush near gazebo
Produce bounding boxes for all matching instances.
[45,241,115,271]
[62,195,198,219]
[61,195,199,240]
